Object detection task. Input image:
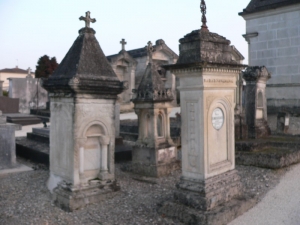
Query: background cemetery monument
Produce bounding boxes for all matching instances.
[42,11,124,211]
[131,41,179,177]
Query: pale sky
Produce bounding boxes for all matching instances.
[0,0,250,71]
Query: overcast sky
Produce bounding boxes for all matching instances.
[0,0,250,71]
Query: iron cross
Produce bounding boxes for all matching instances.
[79,11,96,28]
[120,39,127,50]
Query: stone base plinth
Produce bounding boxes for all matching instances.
[53,180,120,211]
[175,170,242,211]
[132,145,180,177]
[131,160,180,177]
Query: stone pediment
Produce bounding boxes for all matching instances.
[107,50,137,67]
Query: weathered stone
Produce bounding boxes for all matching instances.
[0,124,16,170]
[130,43,179,177]
[243,66,271,139]
[42,12,123,211]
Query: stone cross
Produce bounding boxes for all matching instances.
[79,11,96,28]
[146,41,153,63]
[120,39,127,51]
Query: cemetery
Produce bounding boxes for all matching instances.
[1,0,300,224]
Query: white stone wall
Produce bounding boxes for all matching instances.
[243,4,300,104]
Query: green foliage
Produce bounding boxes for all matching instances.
[35,55,59,78]
[2,90,8,97]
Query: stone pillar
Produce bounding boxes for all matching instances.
[131,58,179,177]
[164,26,246,211]
[243,66,271,139]
[0,81,3,96]
[42,13,124,211]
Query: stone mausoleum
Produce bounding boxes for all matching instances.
[42,11,124,211]
[240,0,300,114]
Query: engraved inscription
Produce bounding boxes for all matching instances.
[204,79,234,83]
[187,102,198,168]
[212,108,224,130]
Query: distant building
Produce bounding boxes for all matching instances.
[240,0,300,113]
[0,66,35,91]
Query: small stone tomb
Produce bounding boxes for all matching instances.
[131,41,179,177]
[42,11,124,211]
[243,66,271,138]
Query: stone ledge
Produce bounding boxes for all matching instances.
[236,147,300,169]
[175,170,242,210]
[158,194,257,225]
[53,180,120,212]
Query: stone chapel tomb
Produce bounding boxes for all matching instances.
[164,0,246,210]
[131,41,179,177]
[42,11,124,211]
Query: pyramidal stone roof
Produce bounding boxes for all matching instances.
[169,1,246,68]
[42,12,123,97]
[132,63,173,103]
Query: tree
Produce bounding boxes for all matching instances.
[35,55,59,78]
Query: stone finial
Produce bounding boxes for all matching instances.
[120,39,127,51]
[243,66,271,82]
[146,41,154,63]
[26,67,33,78]
[79,11,96,28]
[200,0,209,31]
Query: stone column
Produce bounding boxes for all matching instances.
[243,66,271,138]
[0,81,3,96]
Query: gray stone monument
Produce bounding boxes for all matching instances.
[42,11,124,211]
[131,41,179,177]
[243,66,271,138]
[0,81,3,96]
[164,0,246,211]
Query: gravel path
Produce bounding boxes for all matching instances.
[0,157,289,225]
[229,163,300,225]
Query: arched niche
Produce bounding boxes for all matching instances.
[157,112,164,137]
[80,123,110,181]
[256,91,264,119]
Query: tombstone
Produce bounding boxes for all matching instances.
[164,0,245,210]
[243,66,271,139]
[0,81,3,96]
[42,11,124,211]
[107,39,137,112]
[277,111,290,133]
[131,41,179,177]
[8,76,48,114]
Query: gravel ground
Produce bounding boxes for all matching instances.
[0,157,289,225]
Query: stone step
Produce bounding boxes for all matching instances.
[6,114,42,126]
[27,132,49,144]
[158,194,257,225]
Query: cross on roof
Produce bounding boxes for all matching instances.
[27,67,31,75]
[79,11,96,28]
[120,39,127,51]
[146,41,153,63]
[200,0,209,31]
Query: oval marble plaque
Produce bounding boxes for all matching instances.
[212,108,224,130]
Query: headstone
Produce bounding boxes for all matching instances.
[277,111,290,134]
[243,66,271,139]
[131,41,179,177]
[8,77,48,114]
[0,81,3,96]
[164,0,245,210]
[42,11,124,211]
[0,124,16,170]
